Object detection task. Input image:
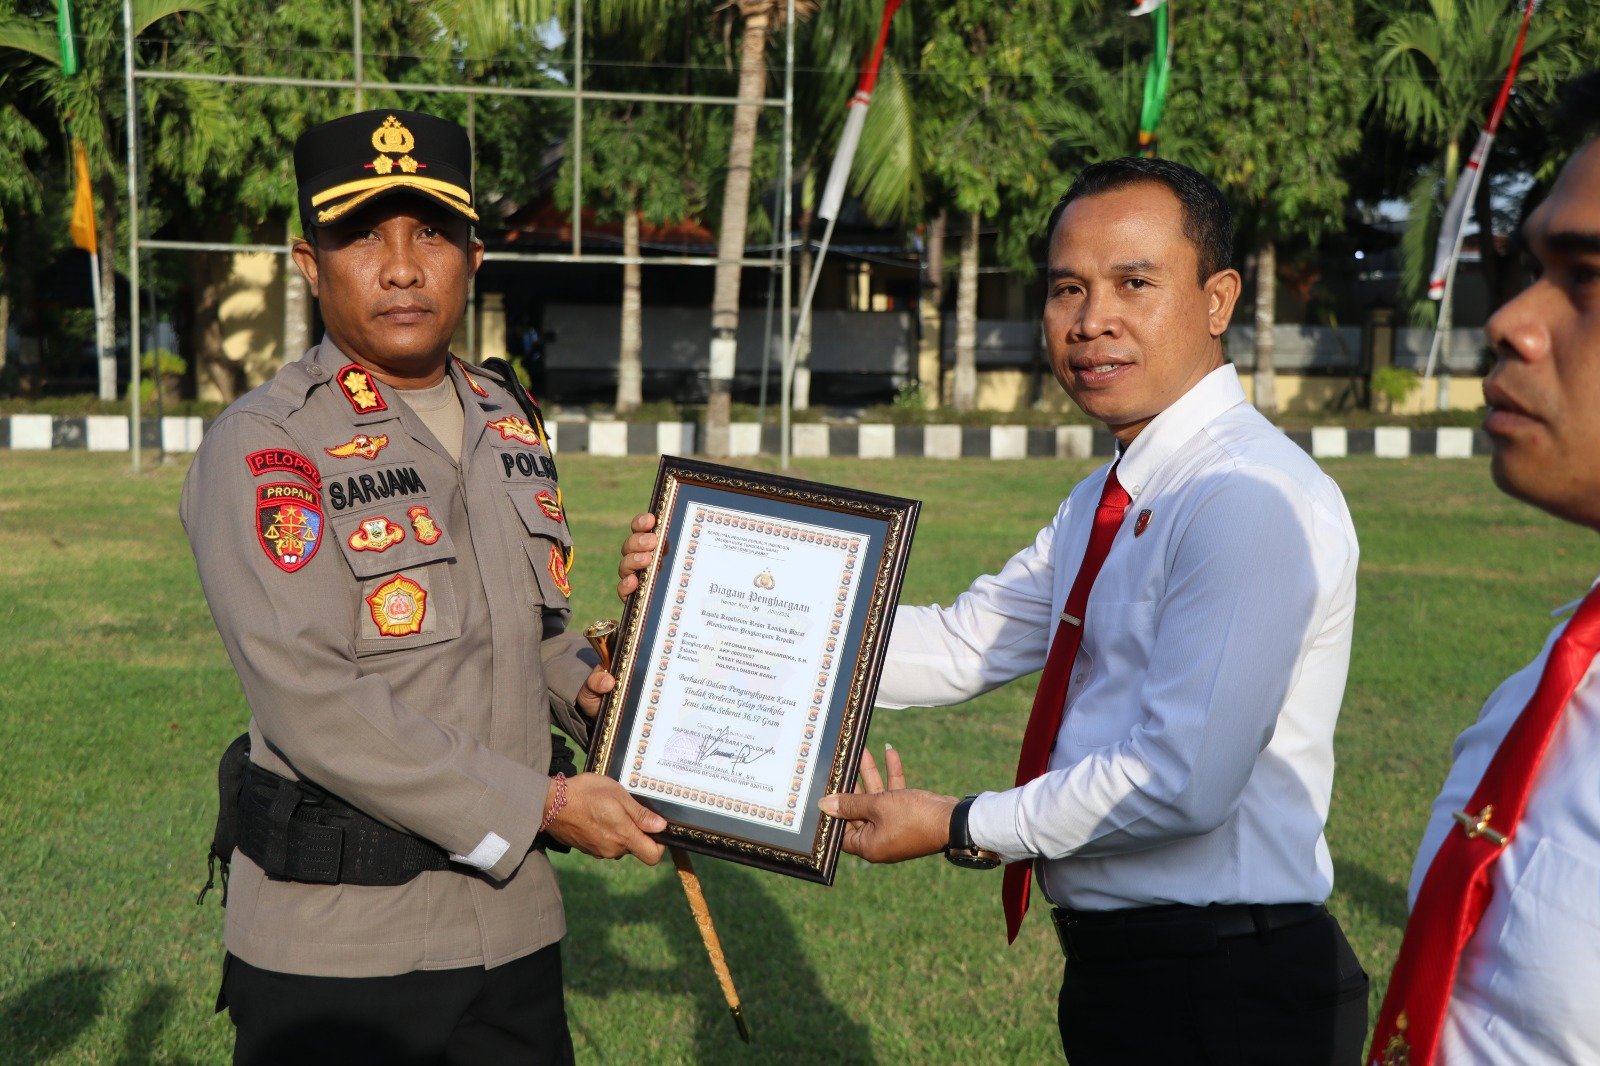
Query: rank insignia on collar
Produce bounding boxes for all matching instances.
[487,415,544,448]
[1134,509,1153,537]
[336,364,388,413]
[348,516,405,553]
[256,483,323,573]
[368,574,427,636]
[462,367,489,398]
[325,433,390,461]
[548,542,573,597]
[535,489,564,523]
[407,505,442,545]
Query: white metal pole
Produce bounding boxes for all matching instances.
[89,250,108,399]
[123,0,141,471]
[353,0,364,110]
[571,0,583,256]
[778,0,795,468]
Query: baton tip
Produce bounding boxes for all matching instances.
[731,1005,750,1043]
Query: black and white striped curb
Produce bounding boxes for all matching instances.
[0,415,1489,460]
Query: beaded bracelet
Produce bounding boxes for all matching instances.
[540,772,569,832]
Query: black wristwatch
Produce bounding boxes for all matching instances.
[944,795,1002,870]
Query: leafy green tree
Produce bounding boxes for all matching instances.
[1366,0,1573,400]
[0,0,211,399]
[914,0,1072,412]
[1163,0,1365,414]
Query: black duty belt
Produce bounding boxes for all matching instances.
[1051,902,1327,964]
[238,762,452,886]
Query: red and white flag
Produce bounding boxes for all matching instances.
[816,0,905,223]
[1428,0,1538,299]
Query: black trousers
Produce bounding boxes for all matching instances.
[219,943,574,1065]
[1057,909,1368,1065]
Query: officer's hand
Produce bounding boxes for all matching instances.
[544,773,667,865]
[575,665,615,720]
[818,746,957,864]
[616,512,658,602]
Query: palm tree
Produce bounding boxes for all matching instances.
[1368,0,1568,396]
[0,0,210,400]
[705,0,816,457]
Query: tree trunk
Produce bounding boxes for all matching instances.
[95,170,119,401]
[617,193,644,413]
[952,212,980,413]
[191,253,243,402]
[283,218,311,363]
[0,289,8,382]
[917,209,946,408]
[1252,237,1277,416]
[704,4,771,457]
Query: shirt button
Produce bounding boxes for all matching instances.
[1129,483,1142,495]
[309,365,325,379]
[1073,673,1085,685]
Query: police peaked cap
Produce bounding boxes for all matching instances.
[294,109,478,233]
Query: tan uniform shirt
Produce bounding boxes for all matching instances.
[182,337,590,978]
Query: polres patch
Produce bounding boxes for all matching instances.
[256,483,323,573]
[325,433,390,461]
[336,364,388,413]
[246,448,321,488]
[347,516,405,553]
[548,542,572,597]
[407,505,442,545]
[367,574,426,636]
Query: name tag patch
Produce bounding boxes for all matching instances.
[256,483,323,573]
[327,467,427,511]
[500,451,559,482]
[368,574,427,636]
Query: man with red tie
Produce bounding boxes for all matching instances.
[814,157,1367,1063]
[1368,85,1600,1066]
[619,157,1366,1061]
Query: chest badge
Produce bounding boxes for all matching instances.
[348,516,404,553]
[325,433,390,461]
[1134,509,1153,537]
[548,542,573,597]
[407,505,442,545]
[368,574,427,636]
[256,484,323,573]
[488,415,545,448]
[336,364,388,413]
[535,489,564,523]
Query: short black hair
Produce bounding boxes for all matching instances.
[1045,157,1234,284]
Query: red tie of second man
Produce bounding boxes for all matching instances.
[1002,467,1131,943]
[1369,584,1600,1065]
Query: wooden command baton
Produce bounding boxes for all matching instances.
[585,619,751,1043]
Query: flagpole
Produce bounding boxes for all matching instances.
[783,0,904,468]
[1421,0,1537,411]
[124,0,142,471]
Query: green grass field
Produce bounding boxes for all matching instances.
[1,451,1592,1064]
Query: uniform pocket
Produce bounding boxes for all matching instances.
[507,488,573,611]
[330,510,462,656]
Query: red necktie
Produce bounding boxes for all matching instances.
[1369,585,1600,1065]
[1002,467,1132,943]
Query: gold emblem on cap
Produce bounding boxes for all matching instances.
[370,115,419,175]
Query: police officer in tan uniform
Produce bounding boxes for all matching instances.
[183,109,666,1064]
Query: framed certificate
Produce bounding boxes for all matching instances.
[588,457,919,884]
